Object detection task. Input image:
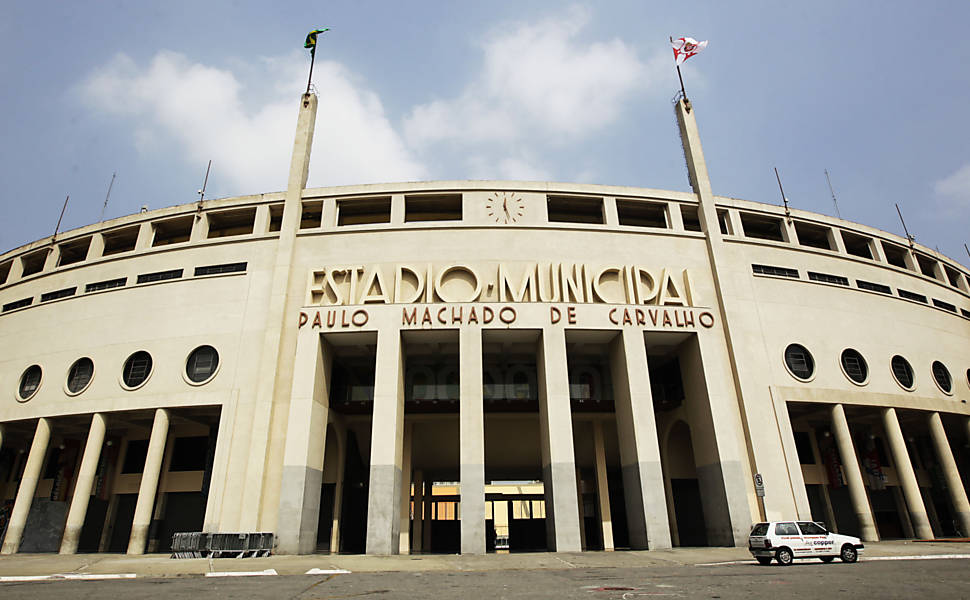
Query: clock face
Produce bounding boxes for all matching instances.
[485,192,524,224]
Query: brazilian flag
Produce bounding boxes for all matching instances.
[304,28,330,56]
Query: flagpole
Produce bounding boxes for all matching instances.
[306,47,315,95]
[676,65,687,102]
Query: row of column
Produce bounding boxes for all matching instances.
[277,326,679,555]
[0,409,171,555]
[829,404,970,541]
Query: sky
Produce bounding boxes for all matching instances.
[2,1,969,266]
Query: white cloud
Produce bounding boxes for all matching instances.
[404,6,659,150]
[934,163,970,207]
[79,50,425,195]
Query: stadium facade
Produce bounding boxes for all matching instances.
[1,94,969,556]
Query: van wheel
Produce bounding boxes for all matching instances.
[840,544,858,563]
[820,556,834,563]
[776,547,794,566]
[756,557,773,565]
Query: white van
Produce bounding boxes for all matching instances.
[748,521,864,565]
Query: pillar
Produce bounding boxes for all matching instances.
[1,418,51,554]
[277,332,331,554]
[592,421,614,551]
[928,412,970,536]
[365,330,405,554]
[537,327,582,552]
[412,470,424,552]
[830,404,879,541]
[608,329,671,549]
[460,326,486,554]
[882,407,933,539]
[422,481,432,551]
[329,421,346,554]
[127,409,169,554]
[60,413,107,554]
[399,422,413,554]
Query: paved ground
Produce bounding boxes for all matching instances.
[0,541,968,598]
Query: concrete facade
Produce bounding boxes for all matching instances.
[1,95,969,555]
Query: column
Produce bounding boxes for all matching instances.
[127,409,170,554]
[365,330,405,554]
[929,412,970,536]
[398,422,413,554]
[592,421,614,551]
[608,329,671,549]
[60,413,107,554]
[329,422,346,554]
[422,483,432,551]
[537,327,582,552]
[830,404,879,541]
[412,470,424,552]
[460,326,486,554]
[882,407,933,539]
[277,332,332,554]
[1,418,51,554]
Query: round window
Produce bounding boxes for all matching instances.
[891,355,915,390]
[185,345,219,384]
[18,365,42,401]
[122,351,153,389]
[932,361,952,394]
[66,357,95,394]
[840,349,868,384]
[784,344,815,380]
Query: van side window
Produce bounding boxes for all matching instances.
[775,522,799,535]
[798,521,826,535]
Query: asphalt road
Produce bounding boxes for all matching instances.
[1,558,969,599]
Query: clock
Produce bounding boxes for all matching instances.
[485,192,524,224]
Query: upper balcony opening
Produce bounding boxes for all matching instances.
[793,221,833,251]
[0,261,11,285]
[841,231,873,259]
[338,197,392,226]
[207,207,256,239]
[102,225,140,256]
[943,264,964,289]
[881,242,910,270]
[616,199,668,228]
[739,212,785,242]
[152,216,194,247]
[914,253,941,280]
[405,194,462,222]
[268,203,284,232]
[300,200,323,229]
[57,237,92,267]
[21,249,49,277]
[547,196,604,225]
[680,205,702,232]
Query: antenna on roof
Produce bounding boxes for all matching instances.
[52,195,70,243]
[895,203,915,249]
[964,243,969,262]
[99,172,116,223]
[774,167,792,222]
[196,160,212,214]
[824,169,842,220]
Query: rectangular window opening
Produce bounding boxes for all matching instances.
[961,308,970,319]
[152,216,194,247]
[268,204,284,232]
[752,264,799,279]
[547,195,604,224]
[616,199,668,228]
[857,280,892,295]
[20,250,49,277]
[943,265,963,288]
[101,225,139,256]
[57,237,92,267]
[808,271,849,286]
[915,253,941,280]
[739,212,785,242]
[932,298,957,313]
[338,197,392,226]
[405,194,463,222]
[206,207,256,239]
[716,209,731,235]
[897,289,927,303]
[85,277,126,293]
[136,268,183,284]
[40,287,77,302]
[881,242,910,269]
[841,231,874,259]
[0,261,10,285]
[300,200,323,229]
[2,297,32,313]
[194,262,247,276]
[793,221,834,250]
[680,205,702,232]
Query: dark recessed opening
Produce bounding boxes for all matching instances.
[882,242,910,269]
[680,205,702,232]
[57,237,92,267]
[169,437,210,471]
[717,209,731,235]
[547,196,604,224]
[616,200,667,228]
[943,265,963,288]
[0,261,10,285]
[121,439,149,473]
[793,221,833,250]
[152,216,194,247]
[405,194,463,222]
[101,225,139,256]
[914,253,941,280]
[338,197,392,226]
[20,250,49,277]
[841,231,874,259]
[300,201,323,229]
[739,213,785,242]
[207,207,256,239]
[268,204,284,232]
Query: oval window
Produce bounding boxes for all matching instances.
[66,357,95,394]
[932,361,952,394]
[122,351,153,389]
[840,349,868,384]
[18,365,42,401]
[186,345,219,384]
[784,344,815,381]
[891,355,915,390]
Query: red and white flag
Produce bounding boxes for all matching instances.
[670,36,708,66]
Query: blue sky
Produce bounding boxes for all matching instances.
[2,1,969,266]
